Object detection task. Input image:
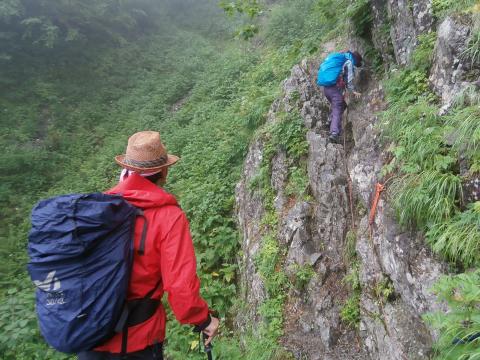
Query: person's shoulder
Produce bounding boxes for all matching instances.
[153,203,189,226]
[150,203,185,217]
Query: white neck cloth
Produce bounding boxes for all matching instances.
[119,168,162,182]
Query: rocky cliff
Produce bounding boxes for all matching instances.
[235,2,478,359]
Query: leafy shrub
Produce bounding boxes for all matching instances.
[262,110,308,162]
[424,270,480,360]
[385,69,436,103]
[343,230,357,266]
[343,261,361,293]
[289,263,315,290]
[0,286,73,360]
[264,0,348,54]
[374,277,395,304]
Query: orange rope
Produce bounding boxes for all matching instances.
[368,183,385,226]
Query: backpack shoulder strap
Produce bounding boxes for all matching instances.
[136,209,148,256]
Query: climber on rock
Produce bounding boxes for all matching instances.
[317,50,363,144]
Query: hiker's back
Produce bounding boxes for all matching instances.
[317,52,348,87]
[94,174,208,354]
[28,193,138,353]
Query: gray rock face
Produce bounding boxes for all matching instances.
[429,15,473,111]
[235,42,452,357]
[464,176,480,203]
[387,0,435,65]
[235,137,267,330]
[370,0,395,66]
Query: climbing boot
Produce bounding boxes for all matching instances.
[329,133,340,144]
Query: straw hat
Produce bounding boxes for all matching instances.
[115,131,179,173]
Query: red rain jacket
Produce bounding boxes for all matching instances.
[95,173,209,353]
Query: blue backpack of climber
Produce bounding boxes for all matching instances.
[317,50,363,144]
[27,193,148,353]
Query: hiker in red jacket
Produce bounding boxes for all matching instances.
[78,131,219,359]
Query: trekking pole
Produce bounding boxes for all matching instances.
[202,332,213,360]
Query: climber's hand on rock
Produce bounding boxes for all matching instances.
[353,91,361,99]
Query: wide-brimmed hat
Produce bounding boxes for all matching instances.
[115,131,179,173]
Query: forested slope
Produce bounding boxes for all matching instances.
[1,0,479,359]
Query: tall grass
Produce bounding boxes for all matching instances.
[390,171,462,229]
[427,202,480,267]
[446,105,480,161]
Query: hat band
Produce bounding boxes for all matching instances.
[124,155,168,168]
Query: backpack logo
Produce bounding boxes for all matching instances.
[34,271,61,292]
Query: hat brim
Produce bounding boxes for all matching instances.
[115,154,180,174]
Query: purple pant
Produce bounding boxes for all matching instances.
[324,86,346,135]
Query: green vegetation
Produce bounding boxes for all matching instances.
[219,0,262,40]
[391,171,462,228]
[427,202,480,267]
[411,32,437,71]
[340,292,361,329]
[245,107,310,356]
[340,231,361,329]
[285,165,310,199]
[380,30,478,268]
[432,0,479,19]
[340,261,361,329]
[374,277,395,304]
[347,0,386,73]
[379,3,480,358]
[424,270,480,360]
[463,29,480,68]
[290,263,316,290]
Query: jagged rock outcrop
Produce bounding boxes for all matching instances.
[235,6,477,360]
[236,137,267,331]
[235,56,446,358]
[371,0,435,65]
[430,15,474,111]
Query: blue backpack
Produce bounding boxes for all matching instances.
[317,52,354,87]
[28,193,156,354]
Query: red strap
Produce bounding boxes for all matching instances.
[369,183,385,225]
